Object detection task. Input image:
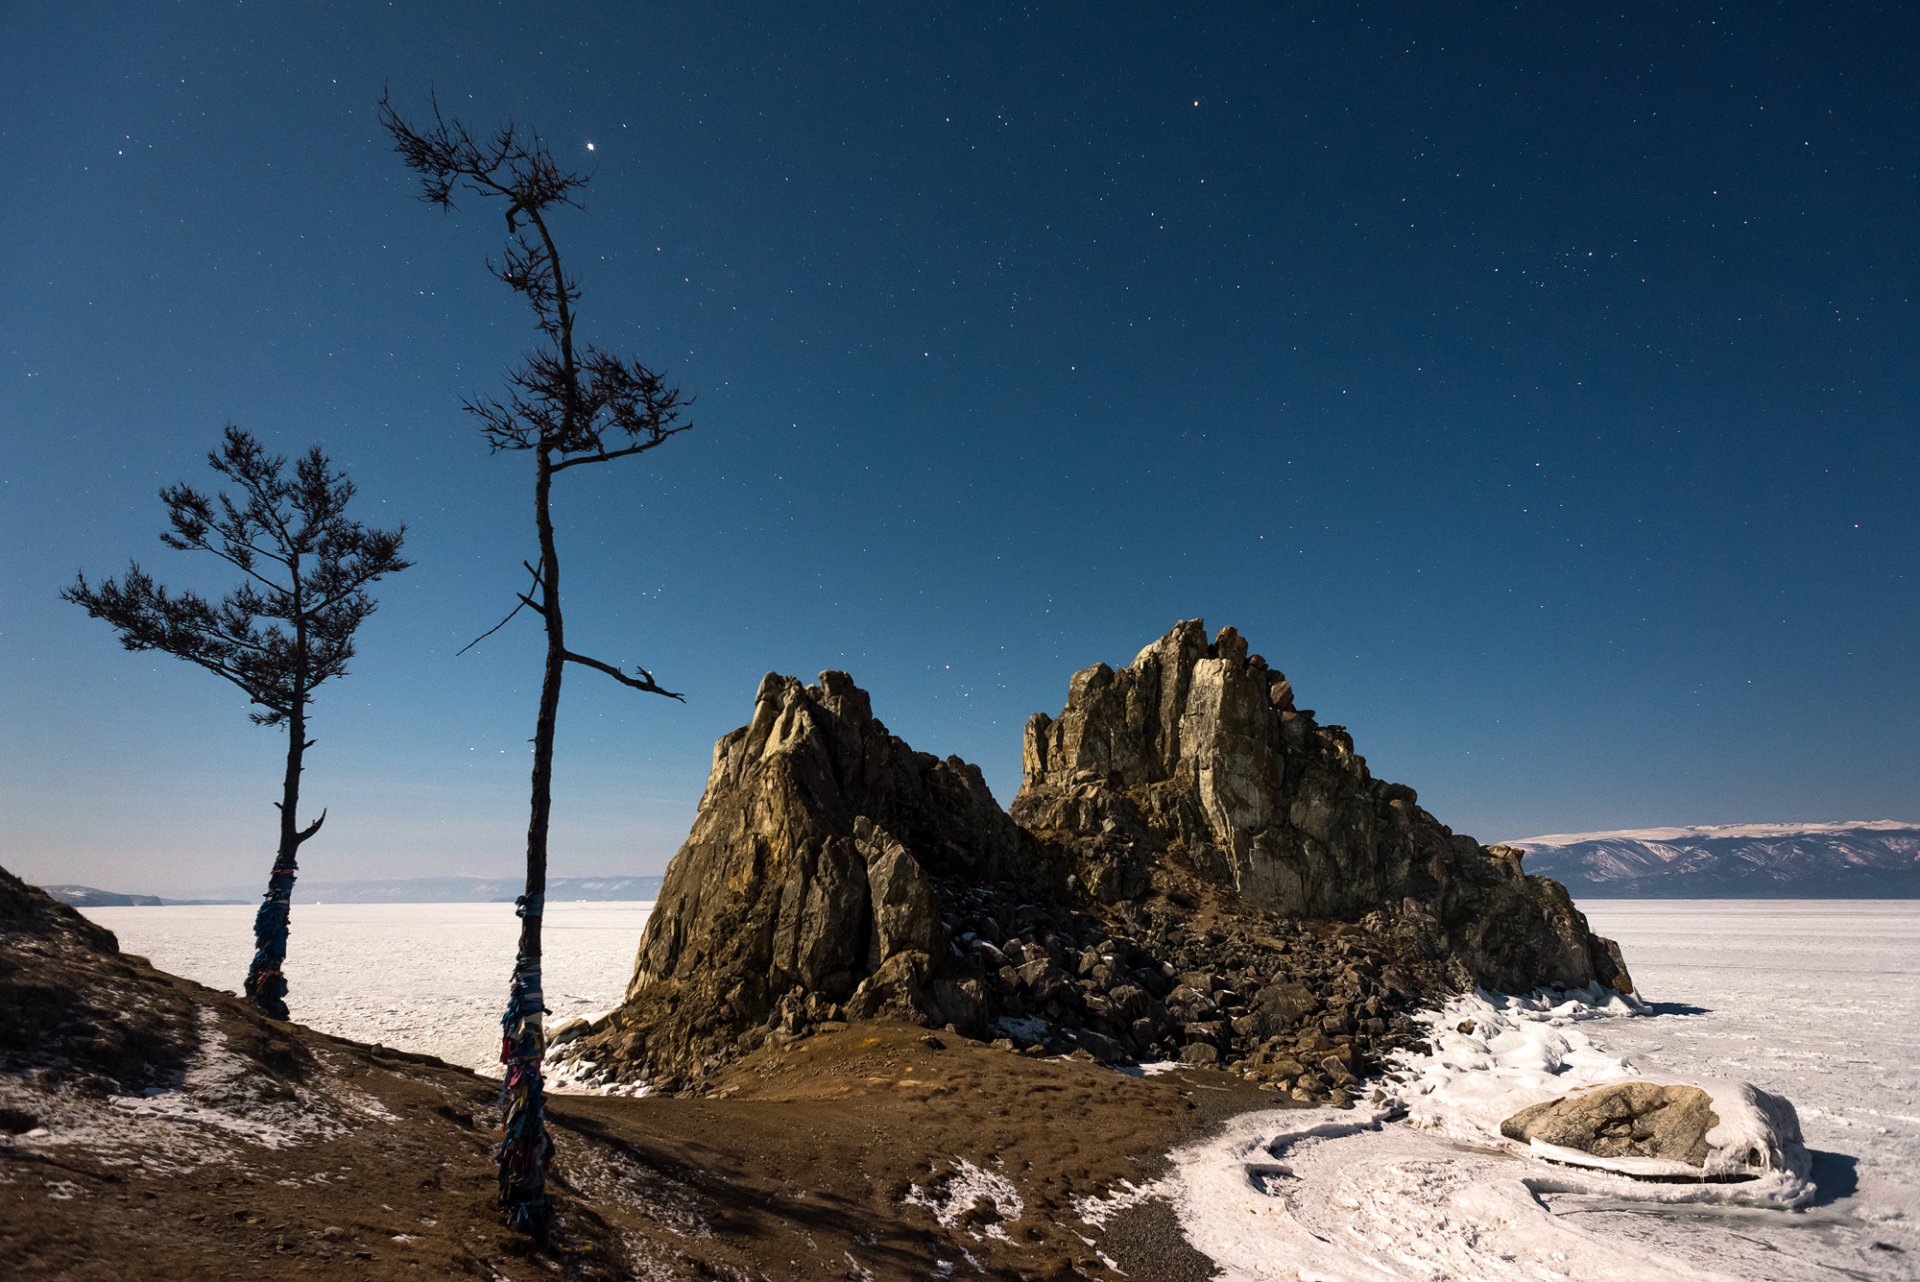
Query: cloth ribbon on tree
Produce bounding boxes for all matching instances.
[244,859,299,1020]
[498,892,554,1234]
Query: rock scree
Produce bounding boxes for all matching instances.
[566,621,1632,1097]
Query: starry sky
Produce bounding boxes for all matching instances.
[2,4,1914,898]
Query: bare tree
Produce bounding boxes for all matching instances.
[63,427,409,1019]
[379,93,691,1236]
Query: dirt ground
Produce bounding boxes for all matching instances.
[2,965,1290,1282]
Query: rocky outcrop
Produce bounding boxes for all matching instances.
[568,623,1631,1094]
[574,672,1034,1087]
[1014,621,1631,994]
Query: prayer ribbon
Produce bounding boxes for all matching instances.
[244,859,299,1019]
[497,892,554,1234]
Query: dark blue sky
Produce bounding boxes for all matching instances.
[3,4,1914,896]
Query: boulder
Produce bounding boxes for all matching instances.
[1501,1080,1810,1181]
[1501,1081,1721,1166]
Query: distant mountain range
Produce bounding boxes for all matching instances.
[40,885,169,908]
[48,823,1920,905]
[1508,821,1920,897]
[43,873,664,908]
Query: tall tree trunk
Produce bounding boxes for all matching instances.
[498,446,562,1235]
[244,700,305,1020]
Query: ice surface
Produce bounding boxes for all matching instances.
[1119,901,1920,1280]
[83,901,651,1076]
[1580,901,1920,1255]
[1391,990,1818,1207]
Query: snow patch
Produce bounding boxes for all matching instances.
[905,1158,1025,1242]
[1130,984,1842,1280]
[1072,1178,1154,1229]
[1389,988,1814,1208]
[1,1009,380,1173]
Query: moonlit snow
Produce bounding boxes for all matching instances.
[1143,901,1919,1280]
[83,901,651,1076]
[85,898,1919,1278]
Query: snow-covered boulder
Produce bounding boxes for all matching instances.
[1502,1079,1809,1183]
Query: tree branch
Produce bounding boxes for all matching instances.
[548,427,690,473]
[163,610,280,658]
[454,562,547,657]
[161,527,293,595]
[295,808,328,845]
[456,596,536,655]
[561,649,684,700]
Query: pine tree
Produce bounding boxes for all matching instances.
[64,426,409,1018]
[379,94,691,1236]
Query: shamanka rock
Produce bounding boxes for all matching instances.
[566,622,1632,1095]
[580,671,1032,1088]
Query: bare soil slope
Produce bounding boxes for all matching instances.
[1,865,1273,1281]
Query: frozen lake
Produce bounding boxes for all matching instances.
[1152,899,1920,1280]
[84,897,1919,1278]
[84,900,653,1075]
[1574,902,1920,1282]
[1582,898,1920,1268]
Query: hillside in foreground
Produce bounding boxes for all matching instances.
[0,860,1271,1281]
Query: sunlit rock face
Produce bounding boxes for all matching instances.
[590,670,1036,1086]
[573,622,1629,1093]
[1014,620,1631,994]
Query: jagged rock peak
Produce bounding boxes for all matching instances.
[1023,619,1299,792]
[1013,620,1631,993]
[584,671,1026,1087]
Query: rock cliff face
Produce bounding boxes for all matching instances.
[567,623,1630,1094]
[1014,621,1630,993]
[573,672,1035,1087]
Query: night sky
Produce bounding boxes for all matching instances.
[3,4,1914,897]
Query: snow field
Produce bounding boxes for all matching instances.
[1578,899,1920,1228]
[82,901,652,1076]
[1133,901,1920,1280]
